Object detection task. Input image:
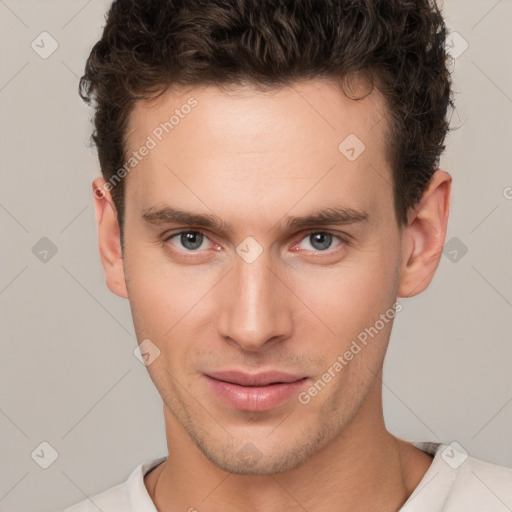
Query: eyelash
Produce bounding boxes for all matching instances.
[162,229,350,258]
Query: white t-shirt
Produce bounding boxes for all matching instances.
[58,442,512,511]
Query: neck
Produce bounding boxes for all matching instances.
[146,379,432,512]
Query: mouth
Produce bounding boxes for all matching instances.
[203,370,309,412]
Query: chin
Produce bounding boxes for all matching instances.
[191,425,333,476]
[203,447,307,475]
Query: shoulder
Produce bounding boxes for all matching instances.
[53,456,165,512]
[402,441,512,512]
[446,454,512,509]
[56,480,131,512]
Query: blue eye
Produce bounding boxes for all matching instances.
[166,231,213,251]
[162,229,347,259]
[298,232,342,252]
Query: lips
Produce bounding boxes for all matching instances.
[205,370,306,386]
[203,370,309,412]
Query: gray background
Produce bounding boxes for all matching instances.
[0,1,511,511]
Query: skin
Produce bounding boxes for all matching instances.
[92,78,451,511]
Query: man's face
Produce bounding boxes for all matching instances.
[121,79,403,474]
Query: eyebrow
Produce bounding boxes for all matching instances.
[141,204,369,232]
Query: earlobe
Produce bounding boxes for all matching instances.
[92,177,129,299]
[397,170,452,298]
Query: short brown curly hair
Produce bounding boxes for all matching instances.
[79,0,454,244]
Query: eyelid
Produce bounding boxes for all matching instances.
[291,229,351,252]
[163,228,350,254]
[163,229,216,249]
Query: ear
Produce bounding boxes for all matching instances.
[397,169,452,298]
[92,177,128,299]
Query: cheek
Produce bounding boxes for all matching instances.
[291,245,400,340]
[124,251,180,340]
[124,220,400,351]
[124,246,222,356]
[293,248,398,312]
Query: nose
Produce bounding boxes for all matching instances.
[216,249,293,352]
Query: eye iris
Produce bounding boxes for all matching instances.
[177,233,334,252]
[181,232,203,250]
[310,232,332,251]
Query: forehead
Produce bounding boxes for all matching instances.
[123,79,391,226]
[126,78,386,154]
